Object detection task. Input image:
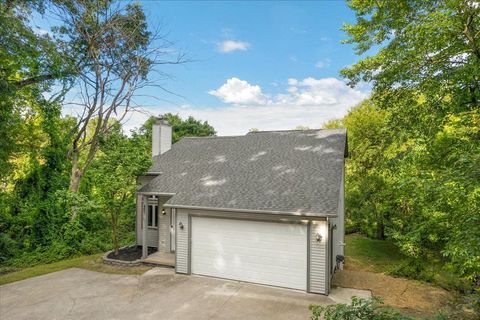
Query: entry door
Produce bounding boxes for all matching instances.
[170,210,176,252]
[191,217,307,290]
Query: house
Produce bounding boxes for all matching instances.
[136,118,347,295]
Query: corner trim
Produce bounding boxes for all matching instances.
[307,220,311,293]
[188,213,192,275]
[325,218,330,295]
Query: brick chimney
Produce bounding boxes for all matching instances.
[152,117,172,157]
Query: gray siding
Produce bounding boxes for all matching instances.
[175,210,190,274]
[136,195,172,249]
[174,208,330,294]
[159,196,172,251]
[146,228,158,247]
[309,220,328,294]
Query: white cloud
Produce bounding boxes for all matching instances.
[315,59,331,69]
[208,77,269,105]
[217,40,250,53]
[122,77,368,136]
[277,77,365,106]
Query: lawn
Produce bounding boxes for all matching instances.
[341,233,477,319]
[344,233,405,273]
[0,254,151,286]
[345,233,467,292]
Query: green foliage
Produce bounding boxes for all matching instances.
[87,123,151,254]
[0,0,73,177]
[0,0,203,271]
[309,297,414,320]
[139,114,216,146]
[339,0,480,286]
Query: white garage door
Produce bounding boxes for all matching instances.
[191,217,307,290]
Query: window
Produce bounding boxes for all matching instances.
[148,204,158,228]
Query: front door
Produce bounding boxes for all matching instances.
[170,210,176,252]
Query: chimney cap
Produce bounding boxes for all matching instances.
[155,116,170,126]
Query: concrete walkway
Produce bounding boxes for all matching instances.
[0,268,368,320]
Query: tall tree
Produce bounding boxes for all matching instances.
[52,1,185,209]
[341,0,480,280]
[89,123,150,256]
[0,0,72,179]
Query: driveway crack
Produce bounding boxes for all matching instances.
[208,283,243,319]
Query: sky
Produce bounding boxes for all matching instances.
[41,1,371,136]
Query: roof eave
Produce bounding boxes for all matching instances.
[162,203,338,219]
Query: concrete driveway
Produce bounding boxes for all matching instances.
[0,267,341,320]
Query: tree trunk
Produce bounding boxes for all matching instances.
[376,221,385,240]
[69,150,82,193]
[68,150,82,221]
[112,222,119,256]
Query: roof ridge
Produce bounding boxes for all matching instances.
[248,128,346,134]
[181,135,246,139]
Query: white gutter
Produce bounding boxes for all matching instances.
[162,203,338,218]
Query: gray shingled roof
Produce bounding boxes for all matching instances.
[139,128,347,217]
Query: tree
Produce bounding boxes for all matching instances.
[341,0,480,280]
[89,123,150,256]
[342,0,479,115]
[0,0,73,179]
[51,1,186,208]
[138,113,216,149]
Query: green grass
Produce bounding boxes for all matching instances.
[345,233,405,273]
[345,233,469,292]
[0,254,151,286]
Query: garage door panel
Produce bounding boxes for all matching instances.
[191,217,307,290]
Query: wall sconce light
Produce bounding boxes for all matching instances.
[162,208,166,215]
[316,233,322,242]
[179,222,184,230]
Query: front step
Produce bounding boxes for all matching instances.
[142,252,175,267]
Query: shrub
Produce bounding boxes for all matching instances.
[309,296,414,320]
[389,259,435,283]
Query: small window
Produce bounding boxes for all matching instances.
[148,204,158,228]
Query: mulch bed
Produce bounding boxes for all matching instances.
[107,246,156,261]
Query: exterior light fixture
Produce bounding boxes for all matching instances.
[316,233,322,242]
[162,208,166,215]
[179,222,184,230]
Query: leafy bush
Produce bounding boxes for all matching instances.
[389,259,435,283]
[309,297,414,320]
[0,233,18,263]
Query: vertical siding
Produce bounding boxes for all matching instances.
[157,208,168,252]
[158,196,172,252]
[136,195,173,249]
[146,229,158,247]
[175,209,190,274]
[309,220,327,294]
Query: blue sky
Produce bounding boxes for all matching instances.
[38,1,371,135]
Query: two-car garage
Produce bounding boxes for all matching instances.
[190,216,308,291]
